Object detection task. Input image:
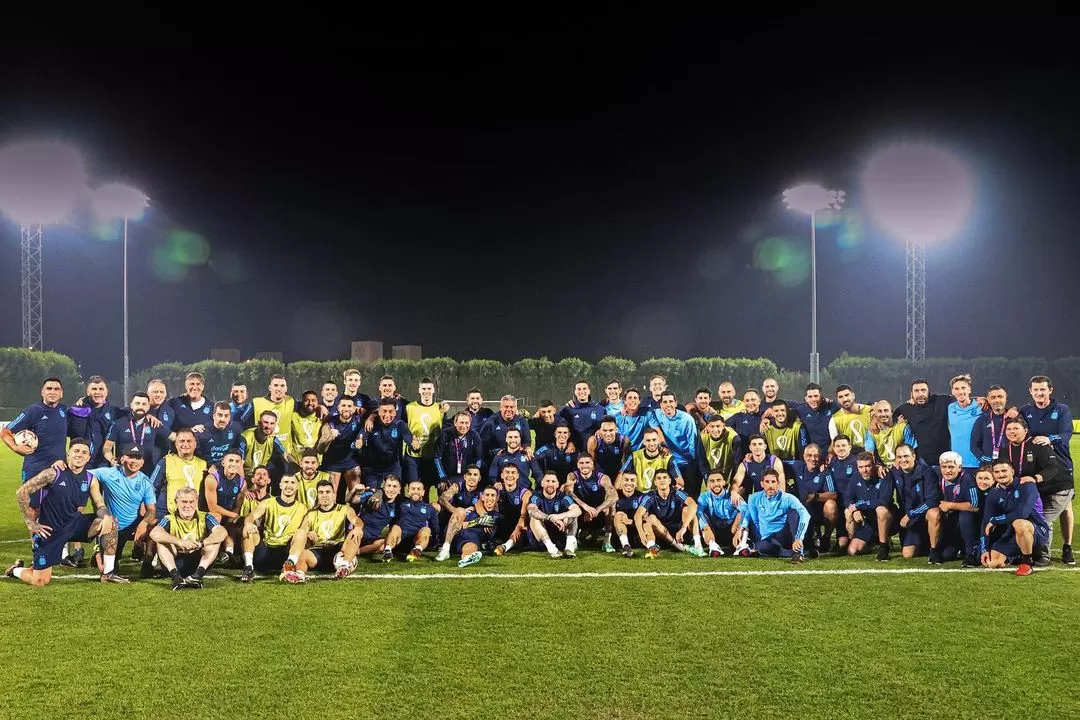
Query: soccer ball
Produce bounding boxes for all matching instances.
[13,430,38,451]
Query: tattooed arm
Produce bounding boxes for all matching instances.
[15,467,58,537]
[89,476,116,535]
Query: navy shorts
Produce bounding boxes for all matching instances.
[361,523,391,546]
[175,552,202,577]
[310,543,344,571]
[991,524,1050,561]
[704,517,736,546]
[363,465,402,489]
[453,528,487,554]
[321,458,360,474]
[253,542,289,572]
[852,516,876,544]
[527,521,568,550]
[900,518,929,550]
[32,514,96,570]
[115,520,141,559]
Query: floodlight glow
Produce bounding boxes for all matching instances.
[91,182,149,221]
[783,184,845,214]
[0,141,87,225]
[861,144,974,243]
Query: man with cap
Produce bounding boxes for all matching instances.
[92,446,158,567]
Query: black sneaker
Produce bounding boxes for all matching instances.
[790,552,805,565]
[1062,544,1076,566]
[239,567,255,583]
[808,546,820,559]
[99,571,131,584]
[5,559,24,577]
[217,551,232,567]
[130,544,144,562]
[962,554,980,568]
[928,548,943,565]
[381,548,394,563]
[620,544,633,558]
[876,543,891,562]
[59,555,79,568]
[183,575,203,589]
[71,547,85,567]
[1032,546,1051,567]
[171,577,191,591]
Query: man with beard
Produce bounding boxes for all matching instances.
[613,389,648,451]
[726,389,765,455]
[280,480,363,583]
[530,424,578,484]
[621,428,681,492]
[435,411,485,489]
[735,469,811,563]
[253,375,318,456]
[588,416,630,480]
[104,392,172,469]
[69,375,119,469]
[316,395,364,498]
[893,379,954,467]
[564,454,618,551]
[711,381,744,421]
[685,387,721,431]
[981,459,1051,576]
[998,417,1069,565]
[760,400,806,476]
[698,414,741,482]
[201,449,246,564]
[1020,375,1075,564]
[359,400,416,489]
[239,411,297,487]
[487,429,533,488]
[971,385,1013,466]
[528,471,583,559]
[761,378,782,406]
[491,464,532,556]
[238,472,308,582]
[290,391,324,456]
[528,400,560,449]
[444,387,494,432]
[193,401,243,466]
[559,381,605,450]
[229,382,254,428]
[828,385,872,450]
[783,383,842,451]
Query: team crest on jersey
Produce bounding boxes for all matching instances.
[391,429,399,439]
[1052,411,1059,420]
[590,412,596,419]
[80,480,90,492]
[60,409,66,418]
[420,506,427,514]
[845,467,853,475]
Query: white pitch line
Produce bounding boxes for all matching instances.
[37,566,1080,581]
[0,538,29,545]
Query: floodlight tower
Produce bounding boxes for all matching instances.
[92,183,150,401]
[0,140,88,351]
[862,143,974,361]
[782,184,845,383]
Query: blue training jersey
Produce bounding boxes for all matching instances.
[8,402,73,477]
[94,466,155,528]
[646,409,699,466]
[697,489,740,525]
[396,499,439,534]
[641,488,691,525]
[530,490,575,515]
[38,468,94,530]
[740,491,811,539]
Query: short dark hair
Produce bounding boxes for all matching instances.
[1006,417,1028,430]
[911,378,929,388]
[624,388,641,398]
[131,391,150,402]
[762,468,779,481]
[805,382,821,393]
[42,376,63,388]
[695,387,711,396]
[856,451,875,464]
[990,458,1013,470]
[835,384,853,394]
[832,434,851,445]
[213,401,231,413]
[463,464,481,475]
[380,375,395,382]
[87,375,107,385]
[69,438,90,450]
[301,390,318,399]
[316,479,334,491]
[223,448,243,459]
[270,374,286,382]
[599,415,617,426]
[1030,375,1052,387]
[259,410,278,420]
[302,448,319,459]
[467,387,482,396]
[747,433,766,445]
[660,390,676,401]
[538,399,555,408]
[378,398,397,408]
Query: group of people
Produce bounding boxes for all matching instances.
[1,367,1073,589]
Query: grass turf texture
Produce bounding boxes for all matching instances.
[1,449,1079,720]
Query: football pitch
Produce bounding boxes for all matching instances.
[1,452,1078,719]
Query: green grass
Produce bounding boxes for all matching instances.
[1,447,1079,720]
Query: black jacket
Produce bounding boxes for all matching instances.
[999,439,1071,496]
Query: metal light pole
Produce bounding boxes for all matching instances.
[783,185,845,384]
[123,216,130,400]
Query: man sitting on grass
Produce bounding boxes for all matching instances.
[697,468,743,557]
[238,473,308,582]
[980,459,1050,577]
[612,471,646,557]
[381,480,440,562]
[634,469,703,558]
[734,469,811,563]
[281,480,363,583]
[528,470,582,558]
[149,486,228,590]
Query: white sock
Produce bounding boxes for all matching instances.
[502,539,515,551]
[244,552,254,567]
[287,554,298,564]
[61,545,69,559]
[543,539,558,554]
[103,555,115,574]
[693,534,703,550]
[566,535,578,552]
[648,542,658,550]
[618,534,629,547]
[440,542,450,553]
[413,545,423,553]
[13,567,25,579]
[385,543,395,551]
[605,532,613,544]
[709,540,722,553]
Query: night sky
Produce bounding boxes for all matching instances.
[0,22,1077,381]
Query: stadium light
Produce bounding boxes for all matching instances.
[92,183,150,402]
[0,141,88,350]
[861,143,974,360]
[783,184,845,384]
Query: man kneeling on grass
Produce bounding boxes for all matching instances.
[149,486,228,590]
[980,459,1050,577]
[697,468,743,557]
[238,474,308,582]
[634,469,704,558]
[281,480,363,583]
[528,470,582,558]
[734,469,811,564]
[443,486,501,568]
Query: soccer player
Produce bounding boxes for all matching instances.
[480,395,532,462]
[1020,375,1074,563]
[443,486,501,568]
[732,435,785,498]
[491,464,532,556]
[150,429,209,518]
[281,480,363,582]
[889,443,943,561]
[641,375,667,412]
[437,464,484,543]
[846,452,895,561]
[828,385,871,449]
[621,428,681,492]
[634,469,701,557]
[612,472,646,557]
[146,379,174,428]
[697,469,742,556]
[2,377,83,491]
[970,385,1012,466]
[69,375,119,469]
[238,466,273,517]
[998,416,1068,565]
[685,387,720,431]
[559,381,605,450]
[364,375,408,431]
[290,390,323,456]
[711,381,744,421]
[252,374,306,455]
[865,400,917,468]
[353,475,403,557]
[337,368,373,415]
[698,414,741,482]
[201,449,246,563]
[613,388,648,451]
[170,372,215,433]
[935,452,984,566]
[725,389,765,455]
[239,410,295,482]
[945,375,984,471]
[893,379,953,468]
[150,486,228,590]
[783,383,841,449]
[103,391,171,469]
[735,469,811,562]
[382,480,440,561]
[446,387,494,432]
[530,424,578,483]
[603,379,625,416]
[316,395,363,497]
[528,471,582,558]
[588,416,630,479]
[827,435,860,506]
[981,459,1051,576]
[359,399,416,489]
[229,382,254,428]
[487,428,532,487]
[93,446,157,567]
[194,401,243,465]
[760,400,806,474]
[791,444,838,556]
[565,454,617,550]
[7,439,125,585]
[404,378,447,491]
[648,391,703,495]
[238,472,308,582]
[295,449,329,508]
[434,411,485,489]
[528,400,560,449]
[319,380,339,412]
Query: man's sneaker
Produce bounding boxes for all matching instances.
[457,551,482,568]
[1032,546,1051,567]
[334,564,351,579]
[217,551,232,567]
[547,550,562,559]
[688,545,707,558]
[493,543,507,557]
[434,547,451,562]
[734,539,752,557]
[808,546,820,559]
[790,552,805,565]
[407,548,423,563]
[876,543,891,562]
[381,548,394,563]
[1062,544,1076,566]
[172,577,192,591]
[281,559,296,574]
[281,570,306,584]
[621,544,633,558]
[962,554,980,568]
[1014,563,1033,577]
[130,544,144,562]
[239,567,255,583]
[602,540,615,553]
[819,536,831,554]
[646,546,660,560]
[928,548,943,565]
[67,547,85,567]
[183,575,203,589]
[99,571,131,584]
[60,555,78,568]
[709,548,723,558]
[5,559,24,578]
[563,548,576,559]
